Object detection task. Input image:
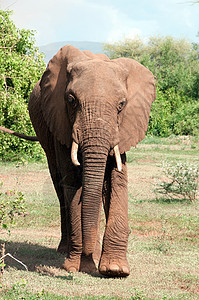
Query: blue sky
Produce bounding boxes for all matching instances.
[1,0,199,46]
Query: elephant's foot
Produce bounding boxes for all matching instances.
[62,254,81,272]
[62,253,97,273]
[99,255,130,277]
[79,254,97,273]
[57,239,70,254]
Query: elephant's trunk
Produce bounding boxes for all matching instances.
[80,140,109,256]
[71,101,121,255]
[70,139,123,255]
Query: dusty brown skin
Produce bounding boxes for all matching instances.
[1,45,156,277]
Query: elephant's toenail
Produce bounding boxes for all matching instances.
[110,264,120,272]
[121,266,130,275]
[99,265,107,273]
[68,267,77,272]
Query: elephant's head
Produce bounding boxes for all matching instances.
[40,45,156,255]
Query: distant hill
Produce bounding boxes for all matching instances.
[39,41,104,63]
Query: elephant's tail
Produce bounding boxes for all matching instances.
[0,126,38,141]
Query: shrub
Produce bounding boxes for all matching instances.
[147,88,199,137]
[147,88,173,136]
[172,101,199,136]
[0,182,26,233]
[155,162,199,202]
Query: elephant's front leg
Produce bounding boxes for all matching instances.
[62,187,99,273]
[99,154,130,277]
[62,187,82,272]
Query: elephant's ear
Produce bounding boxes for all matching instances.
[40,45,86,147]
[114,58,156,153]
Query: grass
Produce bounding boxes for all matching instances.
[0,136,199,299]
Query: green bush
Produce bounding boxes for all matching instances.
[147,88,173,136]
[0,10,45,161]
[172,101,199,136]
[147,88,199,137]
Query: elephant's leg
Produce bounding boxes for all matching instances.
[53,140,82,256]
[38,134,70,254]
[29,102,71,254]
[99,154,130,277]
[47,159,71,255]
[62,186,99,273]
[62,187,82,272]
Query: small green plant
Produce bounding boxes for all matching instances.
[150,218,172,254]
[0,182,26,273]
[0,280,49,299]
[131,288,147,299]
[0,184,26,233]
[155,161,199,202]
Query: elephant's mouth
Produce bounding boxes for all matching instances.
[71,140,122,172]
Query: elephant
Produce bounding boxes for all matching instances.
[0,45,156,277]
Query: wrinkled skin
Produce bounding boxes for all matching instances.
[28,45,156,277]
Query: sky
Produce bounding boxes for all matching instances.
[1,0,199,46]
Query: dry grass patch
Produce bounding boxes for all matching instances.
[0,137,199,299]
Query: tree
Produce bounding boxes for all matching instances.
[0,10,45,160]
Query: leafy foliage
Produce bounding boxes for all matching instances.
[0,10,45,160]
[104,36,199,136]
[148,87,199,136]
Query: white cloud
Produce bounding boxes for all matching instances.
[1,0,199,45]
[107,28,142,43]
[2,0,89,44]
[2,0,152,44]
[105,7,158,43]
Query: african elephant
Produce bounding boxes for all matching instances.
[0,45,156,277]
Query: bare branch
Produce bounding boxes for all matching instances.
[0,46,14,49]
[0,253,28,271]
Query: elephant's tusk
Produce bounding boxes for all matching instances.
[71,141,80,167]
[114,145,122,172]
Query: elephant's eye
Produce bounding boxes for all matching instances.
[67,94,77,107]
[117,99,126,112]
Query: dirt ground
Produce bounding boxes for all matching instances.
[0,157,159,198]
